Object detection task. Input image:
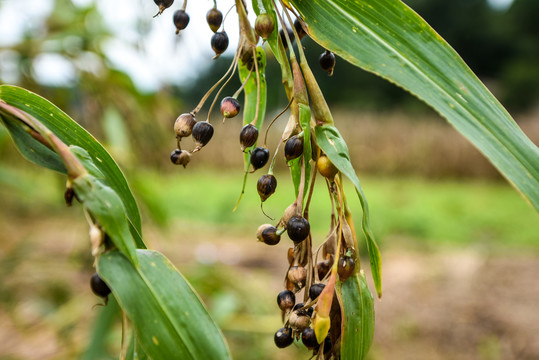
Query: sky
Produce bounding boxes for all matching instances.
[0,0,245,92]
[0,0,515,93]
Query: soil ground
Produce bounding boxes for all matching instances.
[0,211,537,360]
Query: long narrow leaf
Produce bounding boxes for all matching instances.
[98,250,231,360]
[73,174,139,266]
[316,124,382,297]
[336,271,375,360]
[0,85,143,230]
[289,0,539,210]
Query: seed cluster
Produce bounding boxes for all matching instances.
[152,2,365,359]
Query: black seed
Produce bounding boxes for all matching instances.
[293,303,313,316]
[302,328,318,348]
[240,124,259,151]
[286,216,310,243]
[64,187,75,206]
[317,259,332,280]
[192,121,214,148]
[284,135,304,162]
[274,327,294,348]
[308,283,325,300]
[319,50,336,75]
[173,9,189,34]
[257,174,277,202]
[154,0,174,16]
[90,273,111,298]
[338,255,356,282]
[211,32,229,56]
[220,97,240,118]
[206,7,223,33]
[262,226,280,245]
[294,18,307,40]
[323,335,332,354]
[277,289,295,311]
[250,147,270,170]
[279,27,295,51]
[255,13,275,40]
[257,224,281,245]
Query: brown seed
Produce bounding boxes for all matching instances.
[257,174,277,202]
[170,149,191,167]
[255,13,275,40]
[317,259,332,280]
[337,255,356,282]
[174,113,196,138]
[206,7,223,33]
[287,266,307,288]
[289,311,311,332]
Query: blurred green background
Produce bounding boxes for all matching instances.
[0,0,538,359]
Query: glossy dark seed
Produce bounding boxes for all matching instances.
[240,124,259,151]
[317,259,332,280]
[154,0,174,16]
[250,147,270,170]
[257,224,281,245]
[90,273,111,298]
[173,9,189,34]
[284,135,304,162]
[192,121,214,148]
[279,27,294,51]
[302,328,318,348]
[308,283,325,300]
[338,255,356,282]
[277,289,295,311]
[319,50,336,75]
[294,18,307,40]
[206,7,223,33]
[274,327,294,348]
[211,32,229,56]
[286,216,310,243]
[257,174,277,202]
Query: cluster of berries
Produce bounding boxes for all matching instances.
[154,0,230,58]
[152,1,358,358]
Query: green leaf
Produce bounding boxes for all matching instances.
[81,296,120,360]
[235,46,268,209]
[252,0,293,95]
[0,113,66,173]
[126,331,150,360]
[289,0,539,210]
[239,46,267,134]
[316,124,382,297]
[98,250,231,360]
[337,271,375,360]
[73,173,139,266]
[0,85,142,231]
